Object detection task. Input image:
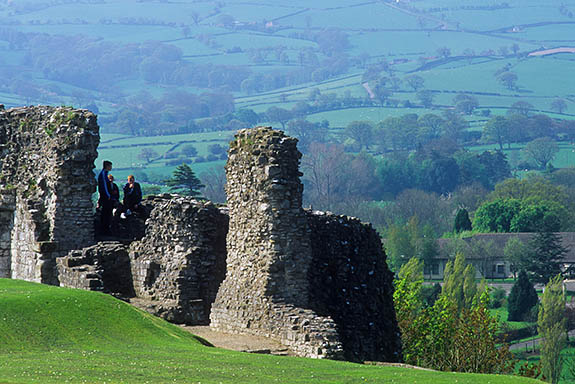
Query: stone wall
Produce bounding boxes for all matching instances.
[0,106,99,283]
[129,195,228,324]
[58,242,133,295]
[307,211,401,362]
[210,127,401,361]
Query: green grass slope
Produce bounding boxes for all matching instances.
[0,279,538,383]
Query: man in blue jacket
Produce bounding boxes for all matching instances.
[98,160,113,235]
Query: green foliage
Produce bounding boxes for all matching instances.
[385,223,416,272]
[507,270,538,321]
[490,287,507,309]
[345,120,374,151]
[442,252,478,312]
[538,275,567,384]
[394,267,514,374]
[164,163,205,197]
[472,198,522,232]
[523,138,559,170]
[504,237,530,278]
[454,208,472,233]
[473,198,566,233]
[483,116,509,150]
[421,282,442,307]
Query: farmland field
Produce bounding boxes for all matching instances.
[1,0,575,181]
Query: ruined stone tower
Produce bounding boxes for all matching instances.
[210,127,401,361]
[210,127,343,358]
[0,106,99,284]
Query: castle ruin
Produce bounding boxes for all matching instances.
[0,106,401,362]
[0,106,99,284]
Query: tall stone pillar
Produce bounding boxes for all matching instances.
[210,127,343,358]
[0,106,99,284]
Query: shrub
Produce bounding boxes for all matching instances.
[507,270,539,321]
[489,287,507,309]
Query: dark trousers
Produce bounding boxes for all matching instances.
[100,198,113,234]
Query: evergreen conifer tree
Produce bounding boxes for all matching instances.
[524,231,568,284]
[507,270,538,321]
[454,208,472,233]
[164,163,205,197]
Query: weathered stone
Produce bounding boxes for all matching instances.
[129,195,228,325]
[210,127,401,361]
[58,242,133,296]
[0,106,99,284]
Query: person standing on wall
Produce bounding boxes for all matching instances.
[97,160,113,235]
[122,174,142,218]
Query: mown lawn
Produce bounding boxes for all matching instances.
[0,279,539,384]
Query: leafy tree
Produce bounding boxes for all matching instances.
[523,137,559,169]
[441,109,468,143]
[372,78,392,105]
[551,98,568,114]
[385,224,416,271]
[538,274,566,384]
[509,101,533,117]
[393,258,425,363]
[416,89,434,108]
[419,155,460,194]
[345,120,373,151]
[287,119,325,151]
[454,93,479,115]
[164,163,204,197]
[504,237,530,279]
[453,208,472,233]
[394,257,513,373]
[483,116,509,150]
[473,198,521,233]
[477,150,511,188]
[181,144,198,158]
[507,270,539,321]
[138,148,159,163]
[207,143,225,155]
[265,106,292,130]
[498,71,518,90]
[442,252,478,312]
[234,108,259,126]
[437,46,451,58]
[200,165,226,203]
[490,177,569,207]
[509,200,564,233]
[417,113,444,140]
[405,74,425,91]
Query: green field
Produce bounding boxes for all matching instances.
[0,279,538,383]
[96,131,233,181]
[2,0,575,122]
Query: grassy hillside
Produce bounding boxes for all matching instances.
[0,279,538,384]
